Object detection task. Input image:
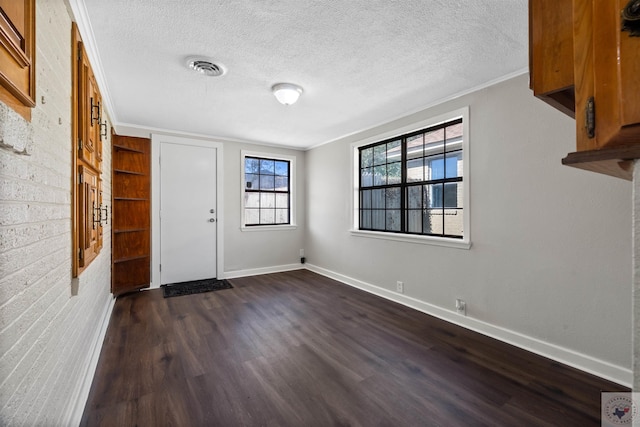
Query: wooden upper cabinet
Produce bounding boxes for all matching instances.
[574,0,640,152]
[0,0,35,119]
[530,0,640,179]
[529,0,575,118]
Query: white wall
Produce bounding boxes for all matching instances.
[305,74,633,385]
[0,0,114,424]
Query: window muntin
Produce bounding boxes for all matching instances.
[358,118,464,239]
[244,156,291,226]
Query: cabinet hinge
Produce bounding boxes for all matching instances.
[79,173,83,184]
[585,97,595,139]
[78,139,83,151]
[77,46,82,61]
[78,248,83,260]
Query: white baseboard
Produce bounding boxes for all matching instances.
[66,294,116,426]
[224,263,304,279]
[305,263,632,388]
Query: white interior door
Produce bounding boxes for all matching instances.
[160,142,217,285]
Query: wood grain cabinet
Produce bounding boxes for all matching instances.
[73,23,106,276]
[0,0,35,120]
[530,0,640,179]
[111,135,151,296]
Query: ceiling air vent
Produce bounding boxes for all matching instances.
[186,57,225,77]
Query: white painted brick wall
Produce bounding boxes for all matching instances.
[0,0,113,425]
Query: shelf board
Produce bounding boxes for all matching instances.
[114,228,149,233]
[562,145,640,180]
[113,144,146,154]
[114,169,145,175]
[113,197,149,201]
[113,255,150,264]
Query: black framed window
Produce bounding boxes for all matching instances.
[244,156,290,226]
[359,118,464,238]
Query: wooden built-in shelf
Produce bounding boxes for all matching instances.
[114,169,146,175]
[113,228,149,233]
[114,255,150,264]
[114,197,149,201]
[562,145,640,181]
[113,144,145,153]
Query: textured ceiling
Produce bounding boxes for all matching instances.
[77,0,528,149]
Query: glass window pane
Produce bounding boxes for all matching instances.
[387,162,401,184]
[260,159,275,174]
[372,210,385,230]
[406,134,423,160]
[361,190,372,209]
[361,167,373,187]
[275,161,289,176]
[386,210,401,231]
[386,140,401,163]
[245,158,260,174]
[407,158,424,182]
[245,193,260,208]
[386,187,400,209]
[423,208,443,235]
[424,128,445,155]
[260,209,275,224]
[276,193,288,208]
[444,209,463,237]
[260,193,275,208]
[275,209,289,224]
[360,210,371,229]
[245,209,259,225]
[373,144,386,165]
[444,155,459,179]
[443,182,459,208]
[446,122,463,140]
[427,158,444,180]
[275,176,288,191]
[260,174,275,190]
[372,189,385,209]
[426,184,443,208]
[407,210,422,233]
[361,147,373,168]
[407,185,422,209]
[245,173,259,189]
[373,165,386,186]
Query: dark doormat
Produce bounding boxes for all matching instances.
[161,278,233,298]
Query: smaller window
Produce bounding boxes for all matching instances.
[242,152,295,227]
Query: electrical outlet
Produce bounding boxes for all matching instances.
[396,281,404,293]
[455,299,466,316]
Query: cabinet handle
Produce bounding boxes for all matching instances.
[585,97,595,139]
[622,0,640,36]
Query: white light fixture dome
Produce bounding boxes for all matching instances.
[272,83,303,105]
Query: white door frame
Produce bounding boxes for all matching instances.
[151,134,225,288]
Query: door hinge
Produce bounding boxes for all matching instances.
[159,264,161,272]
[585,97,595,139]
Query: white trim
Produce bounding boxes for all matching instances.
[305,264,632,387]
[151,134,225,286]
[66,295,115,427]
[350,107,471,248]
[225,264,303,279]
[240,150,297,229]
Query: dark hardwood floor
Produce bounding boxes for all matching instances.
[81,269,627,426]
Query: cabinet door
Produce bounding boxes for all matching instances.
[574,0,640,151]
[78,165,101,267]
[529,0,575,117]
[77,46,101,170]
[88,72,102,171]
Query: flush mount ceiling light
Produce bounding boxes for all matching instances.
[272,83,303,105]
[186,56,225,77]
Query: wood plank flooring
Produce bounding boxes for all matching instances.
[81,270,628,426]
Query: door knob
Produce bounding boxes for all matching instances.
[209,218,216,222]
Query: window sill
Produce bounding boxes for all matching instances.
[350,229,471,250]
[241,225,298,232]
